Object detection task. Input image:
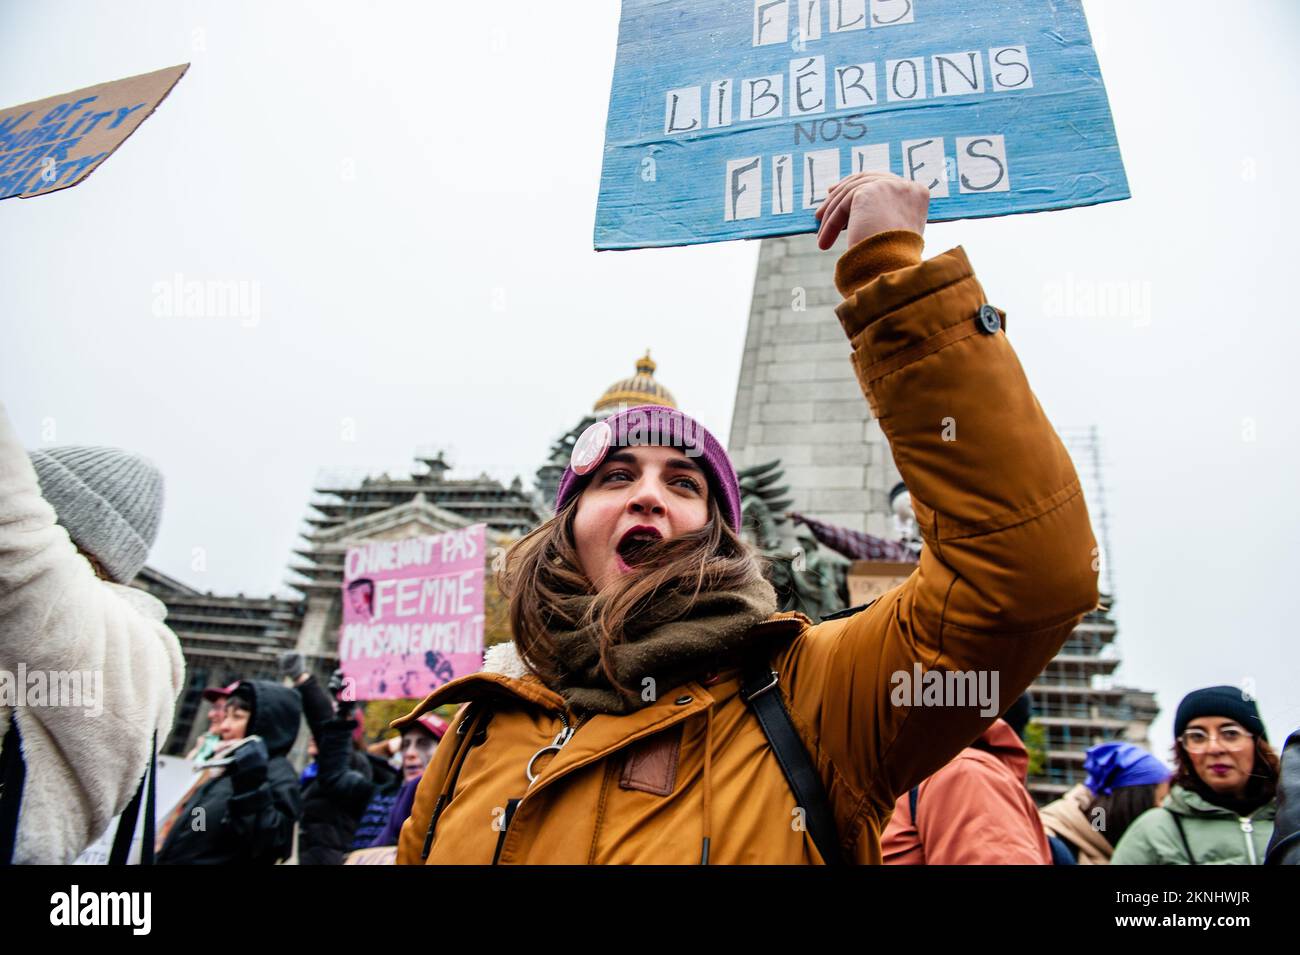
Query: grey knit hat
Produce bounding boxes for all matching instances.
[28,445,164,584]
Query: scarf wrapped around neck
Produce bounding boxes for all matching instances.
[543,575,779,715]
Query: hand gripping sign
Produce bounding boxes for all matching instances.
[594,0,1128,249]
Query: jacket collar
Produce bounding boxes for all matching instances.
[390,611,811,731]
[1169,784,1278,821]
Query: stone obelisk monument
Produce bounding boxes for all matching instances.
[727,233,901,545]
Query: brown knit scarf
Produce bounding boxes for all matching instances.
[545,575,778,715]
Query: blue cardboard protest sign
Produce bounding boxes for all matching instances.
[594,0,1128,249]
[0,64,188,202]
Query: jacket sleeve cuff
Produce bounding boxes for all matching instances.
[833,230,925,300]
[834,245,980,352]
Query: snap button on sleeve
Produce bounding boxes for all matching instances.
[976,304,1002,335]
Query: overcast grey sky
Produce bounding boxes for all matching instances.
[3,0,1298,750]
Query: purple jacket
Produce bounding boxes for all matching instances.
[371,776,421,847]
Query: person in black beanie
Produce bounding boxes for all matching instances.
[1113,685,1279,864]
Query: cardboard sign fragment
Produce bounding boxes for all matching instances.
[0,64,189,201]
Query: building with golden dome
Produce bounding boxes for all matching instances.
[592,351,677,414]
[535,351,676,508]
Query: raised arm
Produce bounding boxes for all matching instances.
[780,174,1099,818]
[0,401,185,862]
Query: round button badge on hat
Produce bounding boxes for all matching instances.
[571,420,613,476]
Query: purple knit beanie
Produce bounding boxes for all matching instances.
[554,405,742,533]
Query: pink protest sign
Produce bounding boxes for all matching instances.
[338,524,486,701]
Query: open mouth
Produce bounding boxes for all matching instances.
[616,525,663,567]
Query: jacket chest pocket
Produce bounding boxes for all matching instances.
[619,726,683,796]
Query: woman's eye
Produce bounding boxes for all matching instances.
[599,469,698,492]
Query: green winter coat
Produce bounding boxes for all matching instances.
[1112,785,1275,865]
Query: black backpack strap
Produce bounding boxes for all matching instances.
[908,785,919,825]
[0,716,26,865]
[1166,808,1197,865]
[110,732,157,866]
[421,705,491,861]
[741,656,844,865]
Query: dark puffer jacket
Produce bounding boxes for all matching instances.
[1267,729,1300,864]
[157,680,303,865]
[351,755,404,851]
[293,674,378,864]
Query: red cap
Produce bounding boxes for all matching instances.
[413,714,449,740]
[202,682,239,703]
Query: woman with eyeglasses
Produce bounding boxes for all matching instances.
[1113,686,1279,864]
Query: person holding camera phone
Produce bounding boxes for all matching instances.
[156,679,303,864]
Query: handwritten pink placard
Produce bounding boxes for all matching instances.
[338,524,486,700]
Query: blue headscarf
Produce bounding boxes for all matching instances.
[1084,742,1170,796]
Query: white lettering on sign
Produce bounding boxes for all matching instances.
[833,63,876,109]
[741,74,784,120]
[772,153,794,214]
[664,86,701,134]
[851,142,891,174]
[339,615,486,659]
[708,79,734,128]
[797,0,823,43]
[802,147,841,208]
[886,57,927,101]
[725,156,763,220]
[829,0,866,34]
[369,569,480,621]
[666,50,1033,135]
[989,45,1034,91]
[870,0,914,27]
[754,0,790,46]
[789,56,826,114]
[956,135,1010,193]
[701,0,1038,226]
[932,51,985,96]
[441,526,481,562]
[721,135,1009,218]
[345,537,436,578]
[903,137,949,197]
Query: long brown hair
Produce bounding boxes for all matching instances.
[1171,736,1280,807]
[1084,784,1163,848]
[497,493,768,696]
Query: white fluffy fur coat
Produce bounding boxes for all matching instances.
[0,403,185,863]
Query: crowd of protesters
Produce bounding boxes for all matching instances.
[2,170,1297,866]
[129,671,1300,865]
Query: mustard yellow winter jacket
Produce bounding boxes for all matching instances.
[395,231,1100,864]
